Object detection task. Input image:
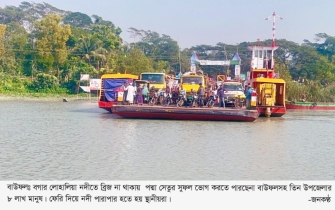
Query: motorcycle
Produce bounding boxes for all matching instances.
[143,95,149,103]
[171,90,179,104]
[188,94,198,107]
[157,91,165,105]
[148,91,158,106]
[176,90,186,107]
[163,93,172,106]
[206,95,217,108]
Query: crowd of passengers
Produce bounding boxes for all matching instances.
[119,81,246,108]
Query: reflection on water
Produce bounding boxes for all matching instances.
[0,100,334,180]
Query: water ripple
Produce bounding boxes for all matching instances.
[0,100,334,180]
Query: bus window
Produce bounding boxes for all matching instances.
[140,73,164,84]
[182,77,203,84]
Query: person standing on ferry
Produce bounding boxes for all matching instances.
[122,82,128,104]
[217,84,225,108]
[125,83,136,105]
[137,85,144,105]
[197,83,205,107]
[246,86,253,109]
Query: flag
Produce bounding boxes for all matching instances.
[80,74,90,81]
[190,52,200,64]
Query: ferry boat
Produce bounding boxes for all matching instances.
[246,45,286,117]
[286,101,335,110]
[98,73,138,113]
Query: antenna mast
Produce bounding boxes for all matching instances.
[265,12,283,47]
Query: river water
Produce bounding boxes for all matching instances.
[0,99,334,180]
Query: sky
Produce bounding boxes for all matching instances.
[1,0,335,49]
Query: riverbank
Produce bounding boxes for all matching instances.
[0,93,97,101]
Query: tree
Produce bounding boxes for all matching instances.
[132,29,180,72]
[0,24,5,60]
[91,25,122,50]
[63,12,92,28]
[29,73,58,90]
[276,63,292,82]
[117,48,154,75]
[304,33,335,63]
[3,22,28,75]
[289,45,321,80]
[74,34,102,62]
[34,14,71,80]
[92,15,115,28]
[127,27,144,43]
[0,6,25,24]
[88,25,122,72]
[275,39,301,65]
[315,56,335,85]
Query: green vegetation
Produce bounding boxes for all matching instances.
[1,2,335,101]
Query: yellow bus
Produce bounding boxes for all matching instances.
[140,72,166,90]
[180,73,205,94]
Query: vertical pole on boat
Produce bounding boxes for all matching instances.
[265,12,283,69]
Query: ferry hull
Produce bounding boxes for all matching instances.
[257,106,286,117]
[286,102,335,110]
[112,105,259,122]
[98,101,116,112]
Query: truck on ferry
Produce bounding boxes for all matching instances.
[140,72,166,90]
[222,80,246,106]
[216,74,246,107]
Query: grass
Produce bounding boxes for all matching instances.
[0,91,97,101]
[286,81,335,102]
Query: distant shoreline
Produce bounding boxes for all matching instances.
[0,94,95,102]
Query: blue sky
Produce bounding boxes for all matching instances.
[1,0,334,49]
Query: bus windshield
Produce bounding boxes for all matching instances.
[224,83,243,91]
[182,77,203,84]
[141,74,164,84]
